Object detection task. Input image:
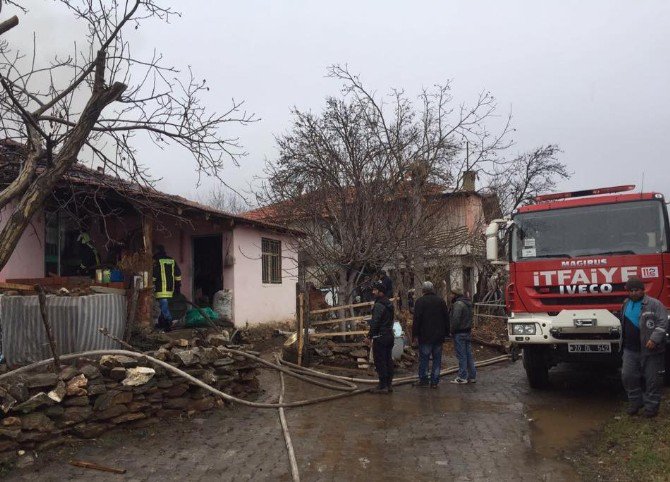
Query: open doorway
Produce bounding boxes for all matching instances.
[192,235,223,306]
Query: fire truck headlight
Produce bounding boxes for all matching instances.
[512,323,536,335]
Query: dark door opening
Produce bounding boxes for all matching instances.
[192,235,223,306]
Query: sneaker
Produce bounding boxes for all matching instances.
[450,377,468,385]
[413,379,430,388]
[387,385,394,393]
[430,382,438,389]
[468,379,477,384]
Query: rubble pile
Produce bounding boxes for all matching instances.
[310,341,418,370]
[472,318,508,349]
[0,336,259,463]
[0,286,98,297]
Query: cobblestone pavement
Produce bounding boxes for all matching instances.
[5,354,625,481]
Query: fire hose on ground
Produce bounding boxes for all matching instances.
[0,347,512,482]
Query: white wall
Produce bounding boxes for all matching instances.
[231,226,298,327]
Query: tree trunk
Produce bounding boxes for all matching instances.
[0,81,126,272]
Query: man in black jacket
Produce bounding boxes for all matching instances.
[367,281,395,394]
[412,281,450,388]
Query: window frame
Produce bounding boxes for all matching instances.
[261,237,282,284]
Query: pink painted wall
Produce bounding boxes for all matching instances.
[464,195,485,233]
[230,226,298,327]
[153,220,297,327]
[0,202,298,327]
[0,203,45,281]
[153,218,233,303]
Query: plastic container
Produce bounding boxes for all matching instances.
[212,289,233,321]
[392,337,405,360]
[392,321,405,360]
[110,269,123,282]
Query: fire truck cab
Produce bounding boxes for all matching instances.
[487,185,670,388]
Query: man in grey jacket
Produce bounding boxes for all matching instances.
[620,276,668,417]
[450,287,476,384]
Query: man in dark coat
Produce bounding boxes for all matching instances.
[367,280,395,394]
[412,281,450,388]
[450,287,476,384]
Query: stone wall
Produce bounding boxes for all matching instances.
[0,336,259,463]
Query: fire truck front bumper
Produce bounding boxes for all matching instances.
[507,309,622,346]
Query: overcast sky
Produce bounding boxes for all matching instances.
[9,1,670,203]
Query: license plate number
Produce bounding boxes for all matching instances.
[568,343,611,353]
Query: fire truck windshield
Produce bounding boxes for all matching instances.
[511,200,669,261]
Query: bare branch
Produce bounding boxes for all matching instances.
[0,1,254,272]
[0,15,18,36]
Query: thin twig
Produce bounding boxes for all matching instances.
[98,326,135,351]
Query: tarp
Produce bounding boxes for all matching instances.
[0,293,126,366]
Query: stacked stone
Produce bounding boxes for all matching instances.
[312,342,418,369]
[0,335,259,463]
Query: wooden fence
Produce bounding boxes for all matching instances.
[295,297,505,365]
[473,301,507,322]
[296,295,398,366]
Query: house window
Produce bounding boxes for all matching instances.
[262,238,282,284]
[44,210,82,276]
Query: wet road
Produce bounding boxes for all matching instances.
[6,356,625,481]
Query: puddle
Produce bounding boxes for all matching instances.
[527,398,616,458]
[525,367,622,458]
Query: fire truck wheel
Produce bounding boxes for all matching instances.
[522,346,549,388]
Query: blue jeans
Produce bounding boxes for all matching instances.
[157,298,172,328]
[418,343,443,384]
[454,332,477,380]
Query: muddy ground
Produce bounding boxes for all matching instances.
[3,344,632,481]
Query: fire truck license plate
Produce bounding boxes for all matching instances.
[568,343,611,353]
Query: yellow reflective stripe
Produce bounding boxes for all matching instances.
[156,258,175,298]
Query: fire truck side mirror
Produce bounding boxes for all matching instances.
[486,219,510,265]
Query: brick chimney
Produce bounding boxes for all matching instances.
[462,170,477,192]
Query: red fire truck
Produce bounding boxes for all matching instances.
[486,185,670,387]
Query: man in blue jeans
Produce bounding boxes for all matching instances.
[152,245,182,331]
[412,281,450,388]
[449,287,476,384]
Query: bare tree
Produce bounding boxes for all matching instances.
[488,145,569,215]
[0,1,255,271]
[259,65,515,305]
[199,185,250,214]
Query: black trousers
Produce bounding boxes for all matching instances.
[372,334,394,388]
